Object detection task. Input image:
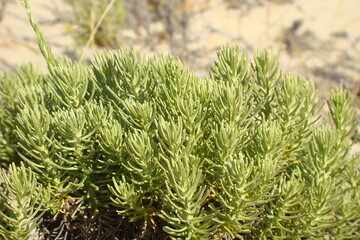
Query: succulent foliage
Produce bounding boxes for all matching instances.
[0,1,359,239]
[0,163,43,240]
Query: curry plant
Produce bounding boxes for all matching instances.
[0,163,43,240]
[0,0,358,239]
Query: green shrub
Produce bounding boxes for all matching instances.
[0,0,359,239]
[0,163,43,240]
[65,0,125,47]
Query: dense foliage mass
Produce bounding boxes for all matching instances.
[0,1,359,239]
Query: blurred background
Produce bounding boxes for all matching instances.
[0,0,359,113]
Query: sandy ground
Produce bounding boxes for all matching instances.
[1,1,359,69]
[1,0,360,76]
[0,0,72,70]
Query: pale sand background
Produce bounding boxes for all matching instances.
[0,0,360,152]
[1,0,360,80]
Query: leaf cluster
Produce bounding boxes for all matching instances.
[0,1,359,239]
